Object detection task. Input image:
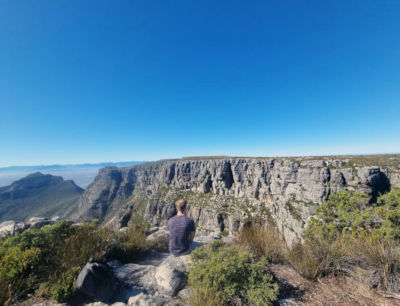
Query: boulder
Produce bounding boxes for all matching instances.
[146,228,170,243]
[154,255,188,296]
[15,222,27,233]
[26,217,55,229]
[0,220,15,238]
[177,287,192,299]
[76,262,117,303]
[112,286,143,304]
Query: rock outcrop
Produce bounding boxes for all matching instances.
[76,156,399,243]
[0,216,62,238]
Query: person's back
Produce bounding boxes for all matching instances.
[167,199,195,256]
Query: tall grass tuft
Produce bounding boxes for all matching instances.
[286,233,349,280]
[349,233,400,293]
[234,223,286,263]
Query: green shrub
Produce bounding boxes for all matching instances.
[299,189,400,292]
[110,225,148,263]
[305,191,370,239]
[306,189,400,241]
[129,213,150,231]
[189,241,279,305]
[0,221,148,304]
[47,267,80,301]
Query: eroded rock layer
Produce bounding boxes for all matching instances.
[75,156,400,244]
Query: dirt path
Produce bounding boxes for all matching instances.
[270,264,400,306]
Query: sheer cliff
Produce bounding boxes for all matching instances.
[75,155,400,243]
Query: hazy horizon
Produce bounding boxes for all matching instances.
[1,152,400,169]
[0,161,144,188]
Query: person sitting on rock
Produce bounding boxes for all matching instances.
[167,199,196,256]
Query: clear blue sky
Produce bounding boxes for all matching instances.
[0,1,399,166]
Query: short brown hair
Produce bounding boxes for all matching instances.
[175,199,187,212]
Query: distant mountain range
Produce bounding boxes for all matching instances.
[0,161,145,188]
[0,172,84,222]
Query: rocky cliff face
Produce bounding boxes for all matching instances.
[75,155,400,244]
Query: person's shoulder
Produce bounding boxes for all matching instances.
[186,216,195,225]
[168,215,177,224]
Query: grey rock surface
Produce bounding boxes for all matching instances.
[111,234,216,304]
[127,293,165,306]
[154,255,188,296]
[0,217,57,238]
[146,227,169,243]
[278,299,300,306]
[0,220,15,238]
[27,217,56,228]
[76,157,397,243]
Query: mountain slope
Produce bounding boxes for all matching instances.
[0,172,84,222]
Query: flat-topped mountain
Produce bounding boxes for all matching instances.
[0,161,144,188]
[76,154,400,244]
[0,172,83,222]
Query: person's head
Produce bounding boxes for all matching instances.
[175,199,187,214]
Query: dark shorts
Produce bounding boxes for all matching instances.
[174,241,202,256]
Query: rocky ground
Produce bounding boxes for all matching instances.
[15,232,224,306]
[14,229,399,306]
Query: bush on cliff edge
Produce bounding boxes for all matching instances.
[189,240,279,306]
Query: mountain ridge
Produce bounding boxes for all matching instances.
[0,161,146,188]
[0,172,83,222]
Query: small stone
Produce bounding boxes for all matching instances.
[177,287,192,299]
[127,293,165,306]
[278,299,299,306]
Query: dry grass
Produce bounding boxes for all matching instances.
[234,224,286,263]
[286,234,349,280]
[348,234,400,293]
[235,223,400,298]
[189,288,225,306]
[235,224,350,280]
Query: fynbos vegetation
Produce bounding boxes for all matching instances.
[189,240,279,306]
[0,221,148,305]
[235,189,400,296]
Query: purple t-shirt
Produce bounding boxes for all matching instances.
[167,215,195,256]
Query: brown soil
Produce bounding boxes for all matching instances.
[270,264,400,306]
